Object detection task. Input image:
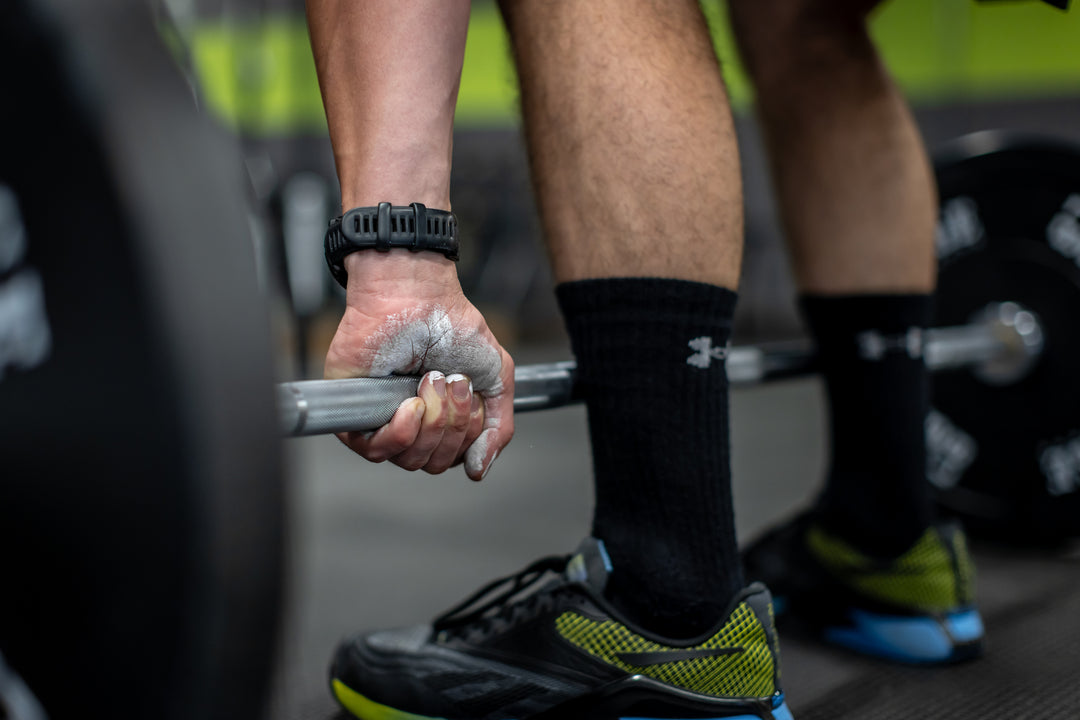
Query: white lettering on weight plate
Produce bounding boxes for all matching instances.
[0,270,52,381]
[1047,193,1080,269]
[0,184,51,382]
[925,408,977,490]
[936,196,984,261]
[1039,434,1080,497]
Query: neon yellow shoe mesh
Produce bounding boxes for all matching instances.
[806,523,977,613]
[556,597,777,698]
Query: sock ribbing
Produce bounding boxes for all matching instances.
[557,277,743,637]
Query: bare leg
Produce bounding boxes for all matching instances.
[730,0,936,294]
[499,0,743,287]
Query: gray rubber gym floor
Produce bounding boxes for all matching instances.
[268,352,1080,720]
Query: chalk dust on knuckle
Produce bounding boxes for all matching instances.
[366,305,504,393]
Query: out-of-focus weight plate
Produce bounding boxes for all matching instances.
[930,132,1080,543]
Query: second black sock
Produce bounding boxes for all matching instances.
[801,294,935,557]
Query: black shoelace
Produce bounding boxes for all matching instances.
[433,555,570,639]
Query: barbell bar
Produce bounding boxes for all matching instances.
[277,300,1044,438]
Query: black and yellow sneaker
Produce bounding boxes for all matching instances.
[743,514,984,665]
[329,539,793,720]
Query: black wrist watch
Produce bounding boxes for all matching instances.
[324,202,459,288]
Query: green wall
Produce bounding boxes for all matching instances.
[187,1,1080,136]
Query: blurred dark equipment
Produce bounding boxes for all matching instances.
[930,131,1080,544]
[0,2,284,720]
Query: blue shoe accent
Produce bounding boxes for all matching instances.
[772,700,795,720]
[945,608,985,643]
[595,538,614,573]
[824,608,985,664]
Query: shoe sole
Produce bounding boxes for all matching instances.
[332,676,796,720]
[822,607,985,664]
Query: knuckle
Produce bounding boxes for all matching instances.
[427,414,449,433]
[389,424,418,447]
[359,446,389,463]
[423,460,449,475]
[395,456,426,472]
[368,439,406,461]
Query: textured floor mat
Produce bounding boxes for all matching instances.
[794,577,1080,720]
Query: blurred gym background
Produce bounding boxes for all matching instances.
[149,2,1079,718]
[158,0,1080,374]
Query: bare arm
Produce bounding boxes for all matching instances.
[306,0,514,480]
[306,0,469,210]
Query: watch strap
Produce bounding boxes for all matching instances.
[324,202,459,288]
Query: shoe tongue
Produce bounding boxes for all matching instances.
[564,538,613,593]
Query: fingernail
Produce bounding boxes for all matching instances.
[421,372,446,402]
[411,398,425,420]
[423,371,446,395]
[449,376,472,403]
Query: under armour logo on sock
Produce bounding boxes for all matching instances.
[857,328,924,360]
[687,336,727,368]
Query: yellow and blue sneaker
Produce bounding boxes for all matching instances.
[329,538,794,720]
[742,514,984,665]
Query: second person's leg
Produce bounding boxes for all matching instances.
[732,0,937,554]
[732,0,983,665]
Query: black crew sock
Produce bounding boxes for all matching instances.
[556,278,743,639]
[801,294,936,558]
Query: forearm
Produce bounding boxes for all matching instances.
[306,0,471,211]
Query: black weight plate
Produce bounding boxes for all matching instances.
[931,132,1080,543]
[0,1,284,718]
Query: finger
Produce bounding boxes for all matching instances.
[339,396,425,462]
[423,373,474,473]
[463,391,485,451]
[448,392,487,470]
[392,371,450,471]
[464,350,516,481]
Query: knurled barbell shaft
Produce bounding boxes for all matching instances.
[279,312,1033,437]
